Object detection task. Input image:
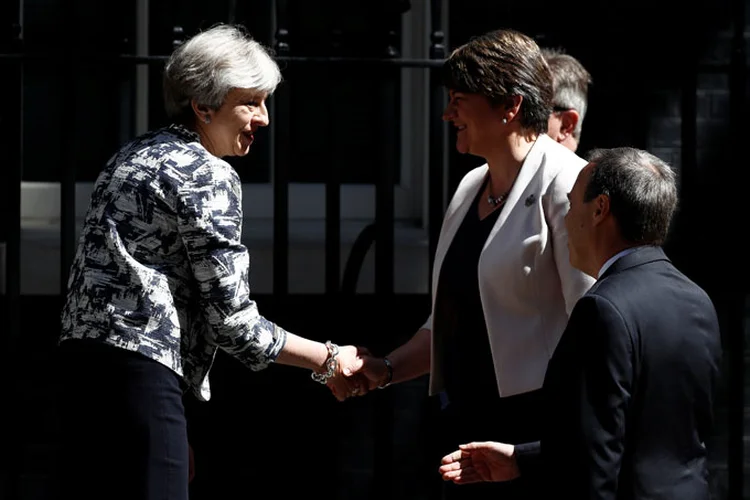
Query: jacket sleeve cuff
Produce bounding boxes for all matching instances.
[514,441,541,475]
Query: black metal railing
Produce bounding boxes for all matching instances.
[5,0,747,498]
[1,17,23,500]
[2,25,22,358]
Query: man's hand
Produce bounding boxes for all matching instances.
[439,441,520,484]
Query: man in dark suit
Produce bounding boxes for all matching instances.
[438,147,722,499]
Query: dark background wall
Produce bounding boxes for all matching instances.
[2,0,749,499]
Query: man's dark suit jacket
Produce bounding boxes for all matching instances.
[515,246,722,499]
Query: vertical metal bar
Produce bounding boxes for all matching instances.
[324,16,344,498]
[372,26,400,500]
[135,0,149,136]
[375,70,397,296]
[325,17,342,296]
[227,0,237,23]
[272,0,290,296]
[2,12,23,500]
[427,0,446,284]
[60,7,78,296]
[727,0,746,495]
[4,9,22,350]
[424,6,448,499]
[680,65,697,225]
[325,144,341,295]
[373,11,403,298]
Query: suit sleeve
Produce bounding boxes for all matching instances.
[514,441,541,475]
[544,169,596,315]
[176,161,287,370]
[569,295,634,499]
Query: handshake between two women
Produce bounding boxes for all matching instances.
[322,347,392,402]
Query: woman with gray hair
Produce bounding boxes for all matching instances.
[55,24,365,500]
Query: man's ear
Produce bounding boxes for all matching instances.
[592,194,609,225]
[559,109,580,139]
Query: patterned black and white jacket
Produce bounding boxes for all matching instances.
[60,124,288,401]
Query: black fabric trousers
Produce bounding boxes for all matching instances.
[54,339,189,500]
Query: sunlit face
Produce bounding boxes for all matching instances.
[442,90,505,158]
[564,163,595,276]
[203,88,270,158]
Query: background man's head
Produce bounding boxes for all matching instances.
[542,47,592,152]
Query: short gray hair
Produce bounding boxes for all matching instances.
[542,47,591,140]
[584,147,677,246]
[163,24,282,121]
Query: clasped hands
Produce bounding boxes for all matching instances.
[322,345,389,402]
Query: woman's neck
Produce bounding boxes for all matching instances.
[485,132,537,193]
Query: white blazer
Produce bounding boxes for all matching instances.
[425,134,595,398]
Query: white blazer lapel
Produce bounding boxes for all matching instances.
[483,135,548,251]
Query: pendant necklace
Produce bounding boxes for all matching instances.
[487,188,510,207]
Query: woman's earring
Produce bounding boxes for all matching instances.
[502,117,508,124]
[204,116,211,124]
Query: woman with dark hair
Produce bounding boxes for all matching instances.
[352,28,595,499]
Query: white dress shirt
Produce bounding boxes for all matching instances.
[597,247,642,278]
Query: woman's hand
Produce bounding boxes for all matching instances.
[324,344,370,401]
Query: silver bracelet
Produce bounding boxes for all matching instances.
[311,341,339,384]
[377,357,393,389]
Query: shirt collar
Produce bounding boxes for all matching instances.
[597,247,641,278]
